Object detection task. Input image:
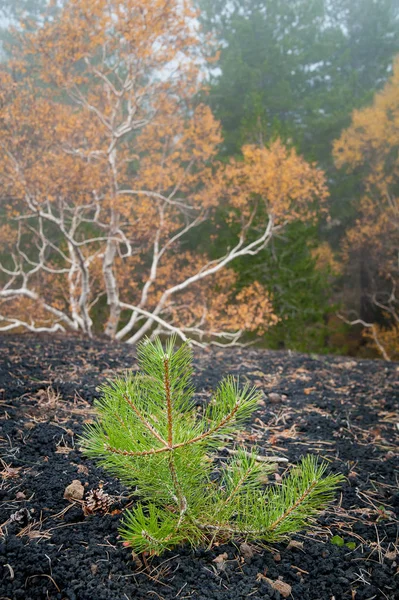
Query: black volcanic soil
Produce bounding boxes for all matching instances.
[0,334,398,600]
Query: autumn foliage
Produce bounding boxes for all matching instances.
[0,0,327,344]
[334,58,399,359]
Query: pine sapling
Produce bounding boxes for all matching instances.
[80,337,343,555]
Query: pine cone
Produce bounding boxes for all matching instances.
[83,484,113,515]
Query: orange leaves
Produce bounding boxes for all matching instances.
[363,322,399,362]
[149,263,278,337]
[135,103,221,210]
[334,57,399,179]
[333,58,399,272]
[231,282,280,334]
[205,279,279,335]
[333,57,399,357]
[0,1,330,342]
[333,57,399,217]
[0,88,103,210]
[0,224,18,249]
[21,0,201,91]
[218,140,328,224]
[311,242,342,277]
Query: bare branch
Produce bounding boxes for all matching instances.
[338,314,391,361]
[0,316,65,333]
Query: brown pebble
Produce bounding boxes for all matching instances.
[239,542,255,562]
[268,392,282,404]
[63,480,84,501]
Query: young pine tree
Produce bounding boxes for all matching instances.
[80,337,342,555]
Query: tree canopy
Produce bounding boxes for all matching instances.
[0,0,327,345]
[1,0,398,357]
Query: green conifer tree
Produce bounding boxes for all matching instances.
[81,337,342,555]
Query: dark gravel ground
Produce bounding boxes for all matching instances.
[0,334,398,600]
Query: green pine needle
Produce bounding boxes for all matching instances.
[80,336,343,555]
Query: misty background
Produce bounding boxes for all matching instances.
[1,0,398,357]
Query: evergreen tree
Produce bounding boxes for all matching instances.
[198,0,399,162]
[81,337,343,555]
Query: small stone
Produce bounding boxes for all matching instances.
[15,491,26,500]
[268,392,282,404]
[239,542,255,563]
[63,480,84,501]
[90,564,98,575]
[273,552,281,562]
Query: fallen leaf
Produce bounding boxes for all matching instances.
[287,540,304,551]
[213,552,228,571]
[385,549,397,561]
[77,464,89,475]
[1,464,21,479]
[56,446,73,454]
[272,580,292,598]
[304,387,316,395]
[256,575,292,598]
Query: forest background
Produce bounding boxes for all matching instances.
[0,0,398,359]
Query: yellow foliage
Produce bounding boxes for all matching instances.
[220,140,328,224]
[333,57,399,261]
[311,242,342,276]
[157,265,278,336]
[0,0,328,341]
[363,322,399,362]
[333,57,399,358]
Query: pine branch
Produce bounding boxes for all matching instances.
[223,466,255,507]
[103,394,252,457]
[224,447,288,464]
[268,480,318,531]
[104,444,170,457]
[163,355,173,448]
[123,394,167,447]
